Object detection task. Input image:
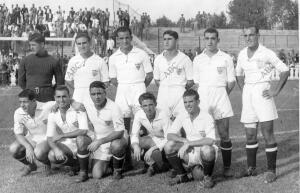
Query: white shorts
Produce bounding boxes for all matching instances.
[91,142,112,161]
[157,85,185,118]
[73,87,91,104]
[60,138,77,156]
[198,86,233,120]
[187,145,218,167]
[26,134,47,147]
[115,83,146,118]
[241,83,278,123]
[150,136,166,151]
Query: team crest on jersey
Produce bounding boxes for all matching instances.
[92,70,99,76]
[256,59,265,69]
[135,63,142,70]
[217,67,225,74]
[176,68,182,75]
[105,120,112,126]
[199,131,206,137]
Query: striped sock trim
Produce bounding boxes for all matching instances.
[246,143,259,149]
[17,156,27,161]
[113,155,125,160]
[77,153,90,158]
[220,146,232,150]
[265,147,278,152]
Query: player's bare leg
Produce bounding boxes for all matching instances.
[75,135,92,182]
[92,159,110,179]
[164,141,190,185]
[110,137,127,179]
[34,141,52,176]
[139,136,168,176]
[9,141,37,176]
[216,118,233,177]
[260,120,277,183]
[199,145,216,189]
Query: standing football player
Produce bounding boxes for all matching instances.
[236,25,289,183]
[153,30,193,120]
[109,27,153,169]
[193,28,235,177]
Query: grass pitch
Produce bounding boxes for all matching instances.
[0,80,298,193]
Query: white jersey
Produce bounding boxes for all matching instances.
[13,101,55,142]
[65,53,109,89]
[83,98,125,139]
[46,107,89,137]
[193,49,235,87]
[168,111,216,142]
[153,51,193,86]
[236,44,289,84]
[131,108,170,150]
[109,47,153,84]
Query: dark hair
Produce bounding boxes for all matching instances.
[55,85,70,95]
[163,30,179,40]
[204,28,219,38]
[75,32,91,42]
[183,89,199,101]
[89,81,106,90]
[116,26,132,37]
[18,89,36,100]
[138,92,156,105]
[244,24,259,34]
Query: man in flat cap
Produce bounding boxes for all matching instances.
[18,32,64,102]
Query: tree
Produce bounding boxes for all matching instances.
[228,0,268,28]
[155,15,176,27]
[271,0,298,29]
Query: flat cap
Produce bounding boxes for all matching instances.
[28,32,45,43]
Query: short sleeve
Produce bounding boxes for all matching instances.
[153,57,160,80]
[226,55,236,82]
[108,56,117,79]
[184,56,193,80]
[193,57,200,84]
[46,113,57,137]
[236,53,244,76]
[142,52,153,73]
[100,59,109,82]
[65,59,75,81]
[112,105,125,131]
[77,111,89,130]
[204,113,216,140]
[267,50,289,73]
[13,111,26,135]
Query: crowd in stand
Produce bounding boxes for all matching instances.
[131,12,151,40]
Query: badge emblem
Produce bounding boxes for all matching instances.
[135,63,142,70]
[217,67,225,74]
[176,68,182,75]
[92,70,98,76]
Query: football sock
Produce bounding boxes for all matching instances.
[113,155,125,170]
[246,141,258,169]
[220,140,232,168]
[77,150,90,172]
[202,159,215,176]
[61,155,77,167]
[17,155,30,165]
[166,152,186,175]
[265,143,277,172]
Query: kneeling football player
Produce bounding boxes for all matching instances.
[131,92,170,176]
[9,89,55,176]
[47,86,92,182]
[83,81,128,180]
[164,89,217,188]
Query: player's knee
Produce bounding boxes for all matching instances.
[110,139,126,156]
[200,145,215,162]
[9,142,23,158]
[192,165,204,181]
[164,141,177,154]
[92,168,105,179]
[76,135,91,151]
[48,150,56,163]
[34,147,47,161]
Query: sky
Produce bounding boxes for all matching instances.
[6,0,232,21]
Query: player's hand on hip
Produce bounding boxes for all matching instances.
[25,147,35,163]
[87,140,102,152]
[262,89,277,99]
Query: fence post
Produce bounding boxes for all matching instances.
[158,28,160,54]
[198,36,201,50]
